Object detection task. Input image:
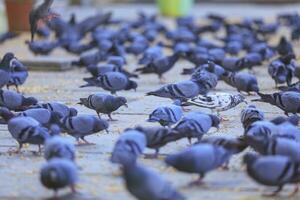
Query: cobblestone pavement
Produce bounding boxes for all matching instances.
[0,3,300,200]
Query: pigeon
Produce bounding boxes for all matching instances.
[29,0,58,42]
[111,130,147,165]
[182,92,246,115]
[133,126,182,156]
[240,105,265,130]
[190,66,219,92]
[107,56,126,68]
[33,102,78,118]
[26,40,60,55]
[0,89,38,111]
[243,153,300,196]
[0,53,14,88]
[268,56,294,87]
[7,57,28,92]
[138,45,163,65]
[135,53,180,83]
[252,91,300,115]
[165,144,232,184]
[222,71,259,94]
[0,32,18,44]
[146,80,204,102]
[3,115,52,153]
[148,101,183,127]
[81,72,138,95]
[60,114,109,144]
[78,93,128,120]
[278,81,300,92]
[40,158,78,197]
[221,57,242,72]
[44,136,76,161]
[72,50,105,67]
[173,112,220,143]
[276,36,294,56]
[122,162,185,200]
[245,120,279,139]
[87,64,138,79]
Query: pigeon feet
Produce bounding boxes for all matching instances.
[262,186,283,197]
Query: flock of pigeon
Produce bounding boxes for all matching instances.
[2,0,300,199]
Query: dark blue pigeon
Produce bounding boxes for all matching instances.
[40,158,78,197]
[44,136,76,161]
[7,57,28,92]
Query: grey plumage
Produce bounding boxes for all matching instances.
[268,59,294,87]
[173,112,220,143]
[0,53,13,88]
[133,126,182,156]
[243,153,300,196]
[44,136,75,161]
[245,120,279,139]
[165,144,232,183]
[111,130,146,165]
[60,114,109,144]
[33,102,78,118]
[148,102,183,127]
[81,72,138,94]
[122,163,185,200]
[222,71,259,94]
[240,105,265,130]
[40,158,78,196]
[79,93,127,120]
[253,91,300,115]
[146,80,203,101]
[0,89,38,111]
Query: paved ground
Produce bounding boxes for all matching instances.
[1,3,300,200]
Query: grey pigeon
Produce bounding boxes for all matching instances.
[60,114,109,144]
[243,153,300,196]
[0,53,14,88]
[148,101,183,127]
[245,120,279,139]
[40,158,78,197]
[81,72,138,95]
[44,136,76,161]
[26,40,59,55]
[133,126,182,156]
[268,57,294,87]
[240,105,265,130]
[252,91,300,115]
[173,112,220,143]
[222,71,259,94]
[138,45,163,65]
[165,144,232,184]
[111,130,146,165]
[0,89,38,111]
[78,93,128,120]
[122,162,185,200]
[146,80,204,102]
[33,102,78,118]
[107,56,126,68]
[7,56,28,92]
[29,0,58,42]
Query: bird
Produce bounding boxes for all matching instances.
[33,102,78,118]
[165,144,233,184]
[110,130,147,165]
[252,91,300,115]
[182,92,247,115]
[240,105,265,130]
[245,120,279,139]
[44,136,76,161]
[146,80,204,102]
[0,53,14,89]
[107,56,126,68]
[221,71,259,94]
[147,101,183,127]
[122,162,185,200]
[135,53,180,83]
[86,64,138,79]
[133,126,182,157]
[138,45,163,65]
[29,0,58,42]
[173,112,220,143]
[7,56,28,92]
[0,89,38,111]
[276,36,294,56]
[78,93,128,120]
[40,158,78,197]
[25,40,60,55]
[243,153,300,196]
[81,72,138,95]
[59,114,109,144]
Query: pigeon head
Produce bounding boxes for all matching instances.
[0,107,15,122]
[50,111,63,125]
[209,114,221,129]
[78,98,88,106]
[115,96,128,108]
[69,108,78,117]
[126,80,138,91]
[23,97,38,107]
[252,92,275,104]
[243,153,259,166]
[0,52,15,69]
